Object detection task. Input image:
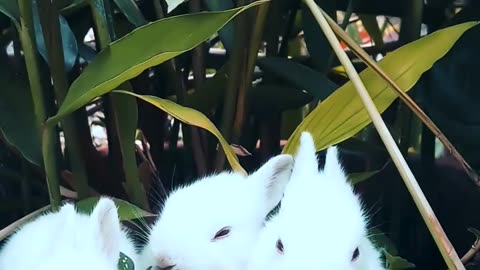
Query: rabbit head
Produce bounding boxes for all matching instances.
[0,197,137,270]
[247,132,384,270]
[140,154,294,270]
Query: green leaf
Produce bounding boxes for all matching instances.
[369,229,415,270]
[257,57,338,100]
[184,62,230,113]
[0,57,42,166]
[113,90,246,175]
[384,249,416,270]
[118,252,135,270]
[32,0,78,72]
[282,22,479,155]
[248,84,313,113]
[111,93,148,209]
[113,0,148,27]
[46,0,269,126]
[75,197,156,221]
[204,0,235,52]
[358,14,385,48]
[301,0,335,72]
[0,0,20,29]
[0,0,79,71]
[348,169,382,185]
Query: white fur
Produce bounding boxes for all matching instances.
[247,132,385,270]
[139,154,294,270]
[0,197,138,270]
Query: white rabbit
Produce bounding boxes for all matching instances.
[139,154,294,270]
[247,132,385,270]
[0,197,138,270]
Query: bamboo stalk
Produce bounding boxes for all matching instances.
[303,1,465,269]
[18,0,62,210]
[87,0,148,209]
[37,0,90,199]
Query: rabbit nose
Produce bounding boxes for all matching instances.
[157,256,176,270]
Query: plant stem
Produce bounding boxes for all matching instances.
[304,1,465,269]
[152,0,207,176]
[215,0,270,170]
[88,0,148,208]
[18,0,62,210]
[233,1,270,143]
[36,0,90,199]
[188,0,210,174]
[214,3,247,170]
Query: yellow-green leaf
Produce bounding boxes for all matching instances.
[75,196,156,221]
[282,22,479,154]
[46,0,269,126]
[113,90,246,175]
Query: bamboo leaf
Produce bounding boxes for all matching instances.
[282,22,478,155]
[204,0,235,52]
[384,249,416,270]
[113,90,246,175]
[113,0,148,27]
[0,58,41,167]
[111,93,148,208]
[257,57,338,100]
[348,169,381,185]
[0,0,79,71]
[32,0,78,72]
[46,1,269,126]
[0,0,20,29]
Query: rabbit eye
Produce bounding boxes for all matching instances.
[213,226,231,240]
[351,247,360,261]
[276,239,284,254]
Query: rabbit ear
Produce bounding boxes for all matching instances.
[248,154,294,216]
[58,202,76,216]
[90,197,122,263]
[323,146,346,180]
[292,132,319,176]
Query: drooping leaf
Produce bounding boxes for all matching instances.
[113,0,148,27]
[248,84,313,113]
[0,57,42,167]
[112,90,246,175]
[46,1,269,126]
[282,22,478,155]
[257,57,338,100]
[75,196,156,221]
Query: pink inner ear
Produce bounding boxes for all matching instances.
[90,198,122,261]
